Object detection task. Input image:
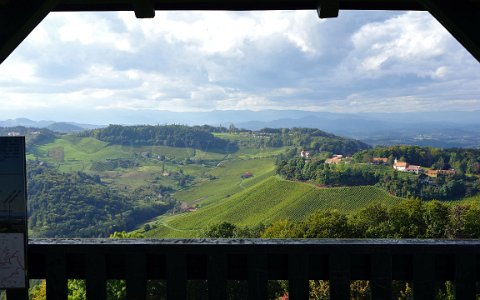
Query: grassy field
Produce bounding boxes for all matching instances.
[32,136,225,188]
[174,158,276,206]
[29,135,286,197]
[144,176,404,238]
[36,136,203,168]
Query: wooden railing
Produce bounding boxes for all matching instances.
[4,239,480,299]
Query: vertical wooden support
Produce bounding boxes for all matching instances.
[329,253,350,300]
[413,254,435,300]
[86,254,106,300]
[6,289,28,300]
[248,253,267,300]
[371,253,392,300]
[126,252,147,300]
[167,253,187,300]
[132,0,155,18]
[288,253,309,300]
[455,254,476,300]
[317,0,339,18]
[208,253,227,300]
[46,253,67,300]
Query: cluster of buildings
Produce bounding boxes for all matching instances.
[303,152,457,177]
[376,157,456,177]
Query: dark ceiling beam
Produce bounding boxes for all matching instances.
[417,0,480,63]
[0,0,60,64]
[53,0,427,12]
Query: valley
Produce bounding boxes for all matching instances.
[3,124,479,238]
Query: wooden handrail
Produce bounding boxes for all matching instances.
[4,238,479,299]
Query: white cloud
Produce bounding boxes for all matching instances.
[56,13,135,52]
[0,59,38,84]
[117,10,318,56]
[347,12,458,79]
[430,66,449,80]
[217,95,277,110]
[0,10,478,123]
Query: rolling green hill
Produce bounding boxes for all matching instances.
[144,176,403,238]
[21,126,479,239]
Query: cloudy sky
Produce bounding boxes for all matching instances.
[0,10,479,123]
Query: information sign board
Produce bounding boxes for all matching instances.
[0,137,27,289]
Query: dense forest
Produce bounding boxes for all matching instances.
[80,124,237,152]
[27,162,174,237]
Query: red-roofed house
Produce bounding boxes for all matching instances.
[405,165,423,174]
[241,172,253,179]
[393,159,408,171]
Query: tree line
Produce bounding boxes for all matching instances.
[80,124,237,153]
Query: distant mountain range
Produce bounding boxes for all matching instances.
[1,110,480,148]
[0,118,102,132]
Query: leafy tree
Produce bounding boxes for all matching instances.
[388,199,427,238]
[109,231,145,238]
[424,201,450,238]
[261,219,296,238]
[349,203,390,238]
[30,281,47,300]
[203,222,237,238]
[298,210,353,238]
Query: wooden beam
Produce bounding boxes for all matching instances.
[418,0,480,63]
[52,0,428,12]
[317,0,340,18]
[0,0,60,64]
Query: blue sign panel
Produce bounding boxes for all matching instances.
[0,137,27,288]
